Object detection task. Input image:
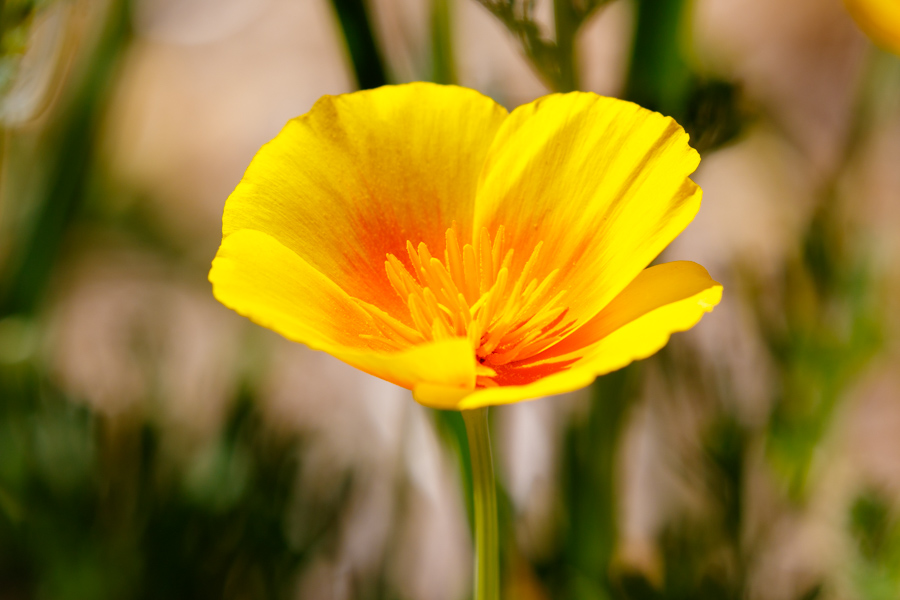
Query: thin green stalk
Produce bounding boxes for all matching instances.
[431,0,457,84]
[329,0,389,90]
[553,0,580,92]
[462,407,499,600]
[624,0,692,116]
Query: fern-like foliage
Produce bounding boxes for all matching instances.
[474,0,612,91]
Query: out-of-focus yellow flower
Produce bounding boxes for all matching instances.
[209,83,722,411]
[844,0,900,55]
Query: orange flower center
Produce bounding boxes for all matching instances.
[365,225,578,388]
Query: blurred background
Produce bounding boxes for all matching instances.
[1,0,899,598]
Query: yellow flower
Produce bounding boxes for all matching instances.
[844,0,900,55]
[209,83,722,411]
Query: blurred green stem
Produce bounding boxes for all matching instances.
[431,0,457,84]
[329,0,388,89]
[624,0,691,116]
[553,0,580,92]
[462,407,499,600]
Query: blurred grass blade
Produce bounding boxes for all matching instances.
[330,0,389,89]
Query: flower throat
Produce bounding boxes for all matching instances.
[366,224,576,388]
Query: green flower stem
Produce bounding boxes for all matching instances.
[462,407,499,600]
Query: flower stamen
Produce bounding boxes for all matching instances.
[377,225,578,386]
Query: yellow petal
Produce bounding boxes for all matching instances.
[412,383,475,410]
[535,260,722,359]
[210,229,475,391]
[415,261,721,410]
[844,0,900,55]
[223,83,508,319]
[473,93,701,329]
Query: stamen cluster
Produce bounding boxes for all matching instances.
[364,225,576,388]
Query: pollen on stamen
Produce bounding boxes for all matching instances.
[371,224,578,387]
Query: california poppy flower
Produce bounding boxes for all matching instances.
[844,0,900,55]
[209,83,722,411]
